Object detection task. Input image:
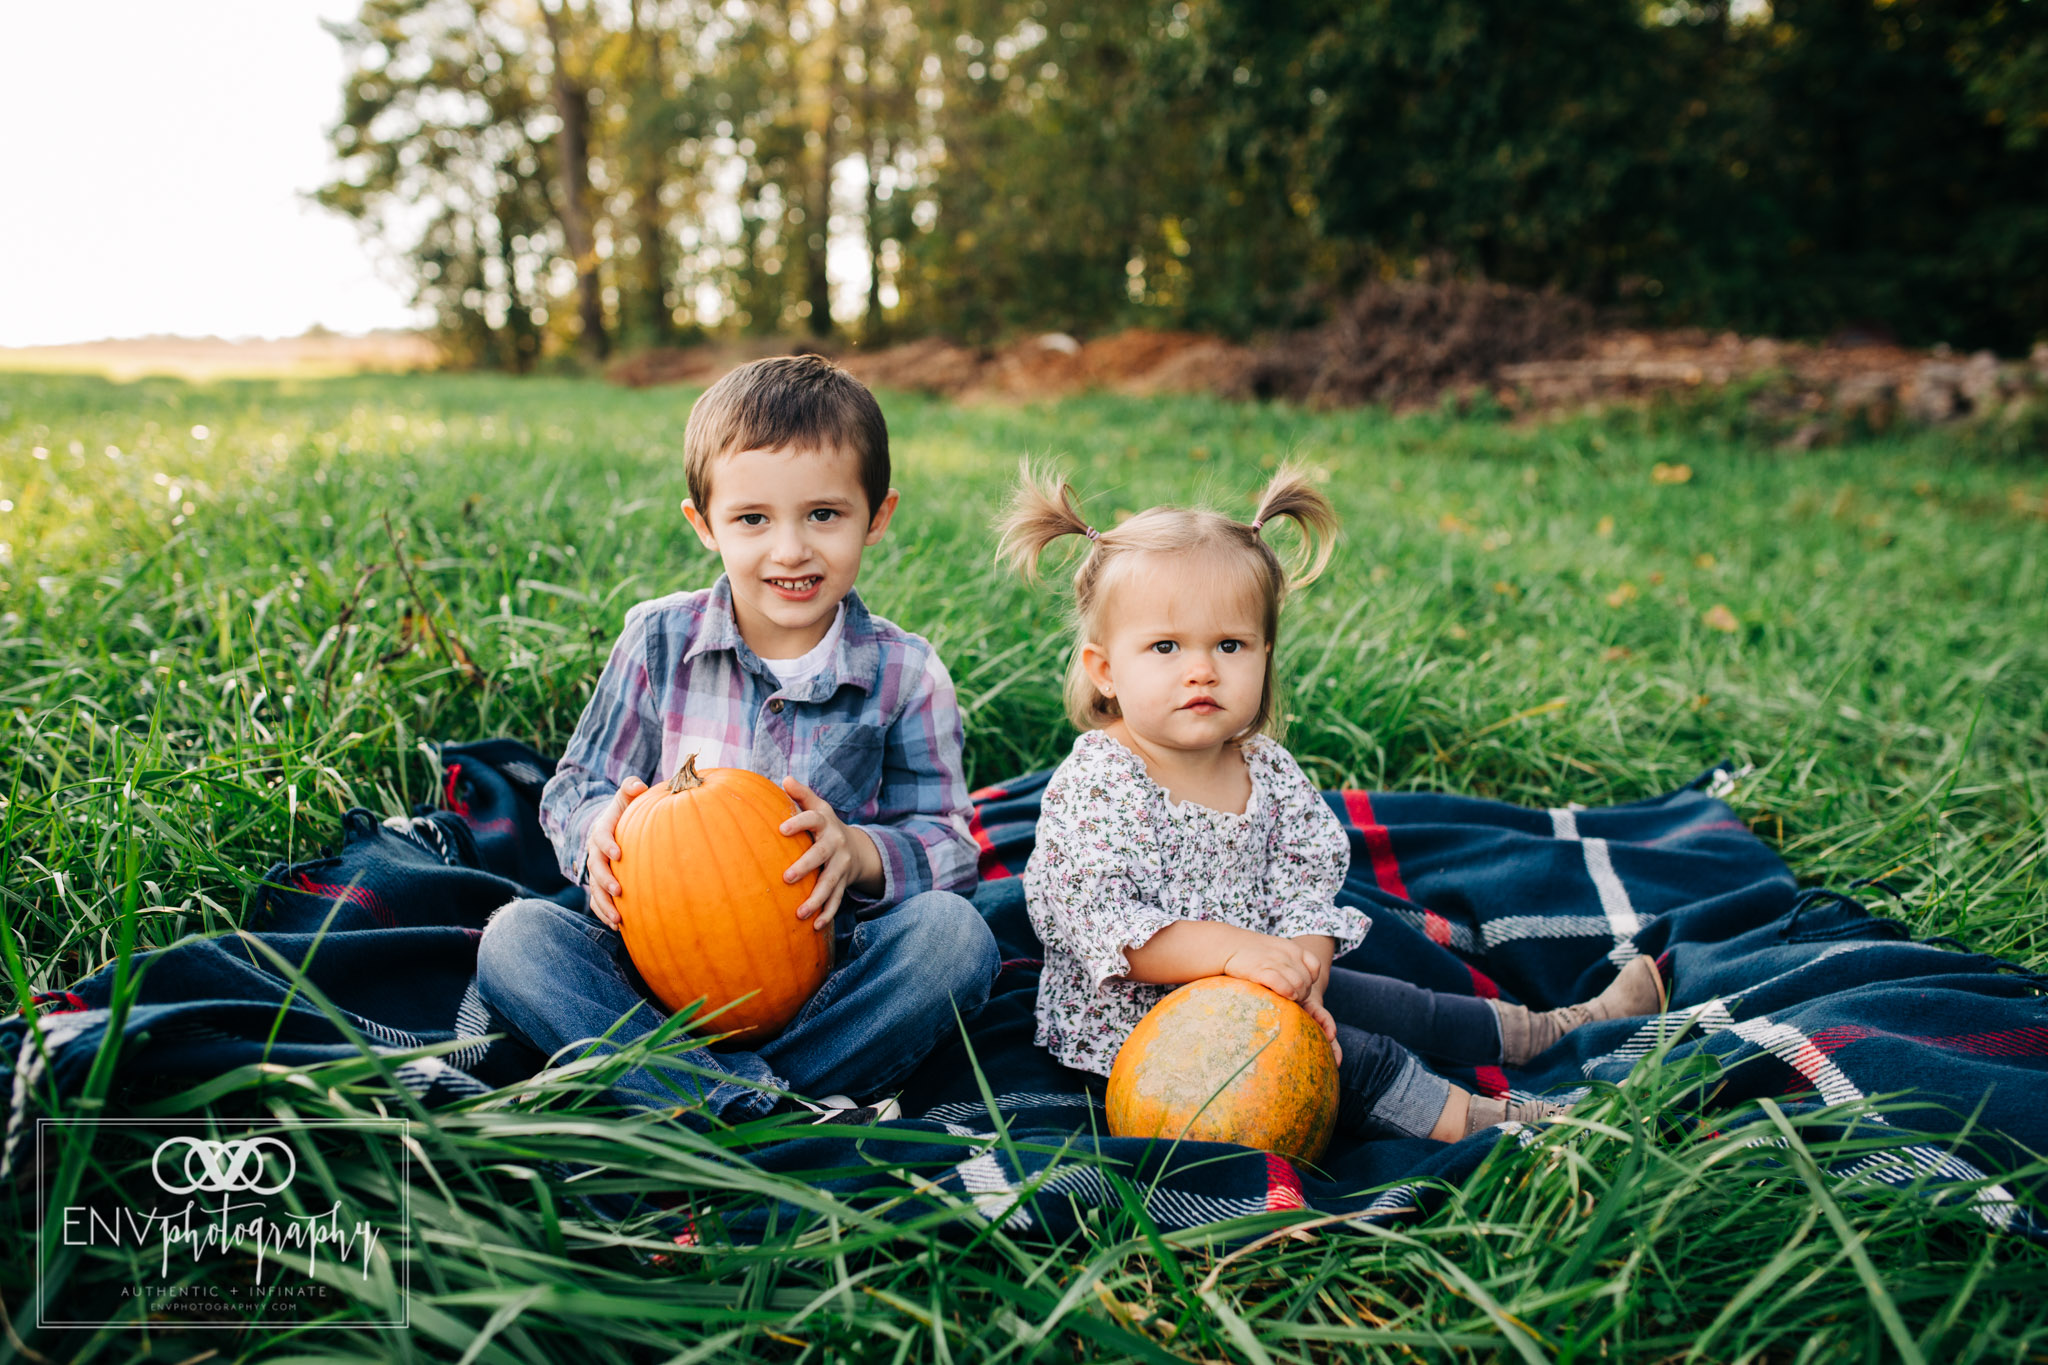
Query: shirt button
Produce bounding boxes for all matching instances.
[769,699,784,713]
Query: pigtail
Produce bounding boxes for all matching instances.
[995,458,1096,581]
[1248,464,1339,589]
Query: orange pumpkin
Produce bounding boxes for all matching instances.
[612,753,831,1042]
[1106,976,1339,1162]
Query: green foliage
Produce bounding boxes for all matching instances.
[2,373,2045,1355]
[318,1,2048,362]
[309,0,1347,350]
[890,1,1324,342]
[1203,0,2048,351]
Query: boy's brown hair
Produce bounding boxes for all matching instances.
[682,354,891,519]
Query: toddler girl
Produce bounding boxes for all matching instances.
[998,464,1663,1142]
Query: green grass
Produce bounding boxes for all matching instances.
[0,370,2044,1360]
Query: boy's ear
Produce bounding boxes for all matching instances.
[862,488,901,546]
[681,498,720,552]
[1079,640,1115,699]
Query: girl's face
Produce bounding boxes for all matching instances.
[1080,554,1270,754]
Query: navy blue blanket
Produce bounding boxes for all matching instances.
[6,740,2044,1244]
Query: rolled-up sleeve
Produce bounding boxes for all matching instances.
[847,649,979,911]
[539,605,664,886]
[1261,748,1369,955]
[1023,767,1180,991]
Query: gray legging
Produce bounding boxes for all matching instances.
[1324,967,1502,1141]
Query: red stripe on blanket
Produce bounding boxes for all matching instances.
[1466,965,1501,999]
[1473,1066,1510,1098]
[1808,1024,2048,1058]
[443,762,468,816]
[969,784,1010,803]
[1341,790,1412,901]
[647,1222,700,1268]
[1264,1153,1308,1211]
[968,808,1013,880]
[292,874,396,928]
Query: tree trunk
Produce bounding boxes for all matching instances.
[863,134,888,342]
[540,1,610,363]
[802,0,843,338]
[858,0,886,343]
[629,0,674,346]
[497,190,541,374]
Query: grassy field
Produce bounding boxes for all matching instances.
[1,369,2045,1360]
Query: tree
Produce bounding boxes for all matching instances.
[319,0,560,370]
[1199,0,2048,349]
[537,0,610,361]
[324,0,2046,364]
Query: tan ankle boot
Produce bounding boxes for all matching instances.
[1464,1093,1567,1134]
[1490,954,1666,1066]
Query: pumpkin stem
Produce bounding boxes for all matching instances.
[667,753,705,793]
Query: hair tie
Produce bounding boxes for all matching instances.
[1084,525,1100,541]
[1250,518,1266,533]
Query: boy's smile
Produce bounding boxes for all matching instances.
[768,574,825,600]
[683,443,899,660]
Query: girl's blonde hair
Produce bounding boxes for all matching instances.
[996,461,1338,739]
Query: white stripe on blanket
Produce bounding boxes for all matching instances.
[1550,806,1642,965]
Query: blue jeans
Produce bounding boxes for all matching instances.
[474,890,999,1121]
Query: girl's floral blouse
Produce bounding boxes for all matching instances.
[1022,728,1369,1077]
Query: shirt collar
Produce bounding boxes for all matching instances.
[686,573,881,697]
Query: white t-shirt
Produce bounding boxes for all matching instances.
[759,602,847,692]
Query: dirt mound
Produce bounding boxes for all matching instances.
[1249,279,1592,409]
[838,328,1260,401]
[607,337,815,389]
[1113,337,1261,397]
[604,294,2048,437]
[1499,330,2047,433]
[838,337,988,395]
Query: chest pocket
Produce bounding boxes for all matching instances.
[801,723,886,817]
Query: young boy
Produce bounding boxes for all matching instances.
[475,354,997,1126]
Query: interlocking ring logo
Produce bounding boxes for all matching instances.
[151,1136,296,1195]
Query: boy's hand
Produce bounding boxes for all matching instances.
[585,776,650,931]
[780,776,883,934]
[1220,935,1321,1005]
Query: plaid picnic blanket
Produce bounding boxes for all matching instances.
[6,740,2044,1244]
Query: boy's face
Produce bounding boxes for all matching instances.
[682,443,898,659]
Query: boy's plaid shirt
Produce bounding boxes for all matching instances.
[539,574,979,916]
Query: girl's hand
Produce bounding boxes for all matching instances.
[1220,936,1320,1003]
[779,776,882,933]
[1304,994,1342,1065]
[1292,934,1335,996]
[584,776,650,931]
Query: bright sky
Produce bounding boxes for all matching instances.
[0,1,424,346]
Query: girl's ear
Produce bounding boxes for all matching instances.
[1079,640,1116,699]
